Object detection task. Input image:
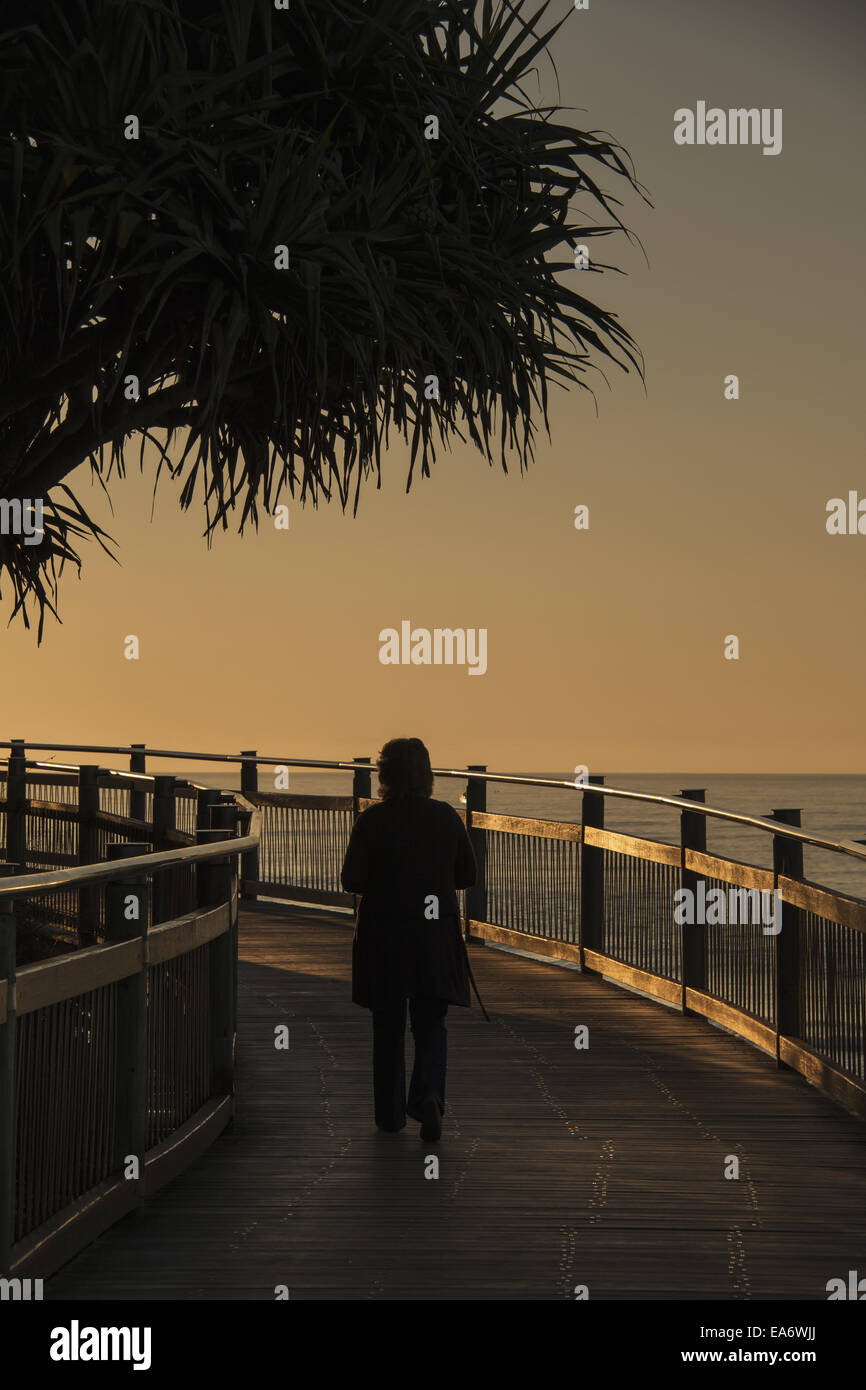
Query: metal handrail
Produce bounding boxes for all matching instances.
[17,760,208,791]
[2,740,864,863]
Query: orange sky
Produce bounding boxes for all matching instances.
[3,0,864,774]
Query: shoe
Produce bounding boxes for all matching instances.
[376,1121,404,1132]
[419,1095,442,1142]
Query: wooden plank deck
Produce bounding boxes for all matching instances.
[48,903,866,1301]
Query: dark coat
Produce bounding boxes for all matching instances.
[341,795,477,1010]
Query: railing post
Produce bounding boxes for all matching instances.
[680,788,707,1011]
[78,765,100,945]
[210,804,240,834]
[353,756,372,811]
[151,775,176,925]
[239,751,260,899]
[105,843,151,1205]
[580,776,605,967]
[465,766,487,940]
[772,808,803,1063]
[349,758,372,923]
[0,906,16,1276]
[153,775,176,844]
[210,805,240,1041]
[7,742,27,870]
[129,744,147,822]
[198,827,237,1100]
[196,787,219,831]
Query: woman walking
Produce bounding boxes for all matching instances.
[341,738,477,1141]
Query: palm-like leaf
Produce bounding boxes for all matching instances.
[0,0,647,637]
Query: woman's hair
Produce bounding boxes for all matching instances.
[377,737,434,800]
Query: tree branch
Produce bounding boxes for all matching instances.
[21,383,197,498]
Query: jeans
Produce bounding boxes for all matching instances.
[372,997,449,1130]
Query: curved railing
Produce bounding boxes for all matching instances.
[1,739,865,1280]
[215,749,866,1125]
[0,754,260,1279]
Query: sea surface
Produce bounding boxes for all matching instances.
[178,767,866,901]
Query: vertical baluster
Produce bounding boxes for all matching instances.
[848,924,857,1076]
[803,915,812,1051]
[574,838,580,944]
[50,1002,63,1225]
[560,837,566,940]
[533,835,540,935]
[69,995,80,1216]
[83,989,94,1195]
[856,927,862,1078]
[18,1009,34,1247]
[37,1001,49,1226]
[32,1009,45,1238]
[856,929,864,1079]
[555,838,562,941]
[517,834,524,933]
[845,922,850,1073]
[543,836,550,937]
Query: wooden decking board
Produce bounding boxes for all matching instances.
[45,904,866,1301]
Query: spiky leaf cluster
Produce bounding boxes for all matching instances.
[0,0,644,635]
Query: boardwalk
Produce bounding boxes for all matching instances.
[48,903,866,1301]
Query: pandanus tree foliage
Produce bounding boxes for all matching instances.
[0,0,645,636]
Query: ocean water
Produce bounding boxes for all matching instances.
[183,767,866,902]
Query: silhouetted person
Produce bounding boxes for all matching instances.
[341,737,477,1141]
